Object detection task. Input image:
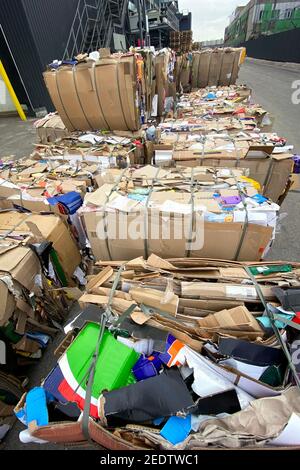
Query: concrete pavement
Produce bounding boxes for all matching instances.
[239,58,300,261]
[0,116,36,159]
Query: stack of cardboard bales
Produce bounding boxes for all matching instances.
[169,31,181,52]
[191,48,244,88]
[151,86,293,204]
[180,31,193,53]
[80,165,278,262]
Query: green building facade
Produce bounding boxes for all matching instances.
[225,0,300,46]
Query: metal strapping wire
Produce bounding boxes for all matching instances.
[186,168,195,258]
[230,169,249,261]
[55,69,76,130]
[143,167,161,259]
[102,168,128,261]
[80,264,127,443]
[244,265,300,389]
[72,65,93,129]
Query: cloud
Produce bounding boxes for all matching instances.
[178,0,248,41]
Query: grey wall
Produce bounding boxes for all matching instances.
[0,0,80,111]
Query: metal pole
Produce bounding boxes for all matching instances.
[0,23,35,112]
[142,0,151,47]
[137,0,144,45]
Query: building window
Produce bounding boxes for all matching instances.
[271,9,280,19]
[284,8,293,19]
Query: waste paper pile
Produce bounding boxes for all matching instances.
[14,257,300,449]
[0,46,300,449]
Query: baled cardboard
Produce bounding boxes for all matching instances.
[219,49,236,86]
[173,150,293,203]
[44,55,140,132]
[198,50,211,88]
[208,49,223,86]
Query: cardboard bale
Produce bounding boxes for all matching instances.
[16,256,300,449]
[172,150,293,203]
[81,166,276,262]
[231,48,243,85]
[208,49,224,86]
[44,55,140,132]
[197,50,211,88]
[219,49,237,86]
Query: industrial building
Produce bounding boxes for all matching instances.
[224,0,300,62]
[0,0,191,115]
[225,0,300,45]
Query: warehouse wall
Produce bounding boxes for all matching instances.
[21,0,80,67]
[242,27,300,62]
[0,0,46,111]
[0,0,80,112]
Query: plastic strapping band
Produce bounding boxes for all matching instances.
[55,69,76,130]
[92,62,111,131]
[72,65,93,130]
[140,303,180,323]
[186,168,195,258]
[232,137,241,168]
[263,156,275,189]
[272,314,300,332]
[244,265,300,389]
[116,59,130,131]
[0,213,32,241]
[143,167,160,259]
[231,171,249,261]
[102,168,128,261]
[81,264,126,444]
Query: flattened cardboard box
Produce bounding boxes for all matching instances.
[83,210,273,262]
[0,245,40,326]
[0,212,81,281]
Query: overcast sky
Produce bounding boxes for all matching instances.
[178,0,248,41]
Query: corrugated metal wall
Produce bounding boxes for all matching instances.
[21,0,80,67]
[0,0,80,111]
[0,0,47,110]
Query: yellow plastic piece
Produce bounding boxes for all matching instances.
[239,48,247,65]
[240,176,261,191]
[0,60,27,121]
